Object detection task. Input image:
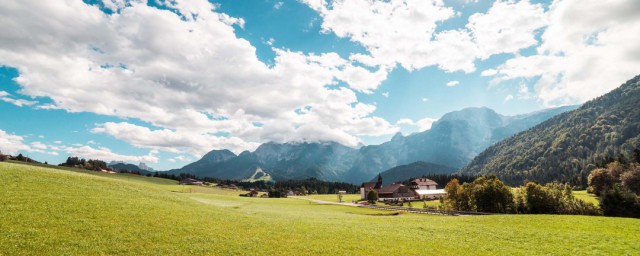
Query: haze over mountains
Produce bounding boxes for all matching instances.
[169,105,577,184]
[461,75,640,187]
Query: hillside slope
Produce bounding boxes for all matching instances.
[461,75,640,186]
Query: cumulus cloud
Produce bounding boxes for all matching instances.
[168,155,191,163]
[61,144,159,163]
[447,81,460,87]
[467,0,547,59]
[0,130,58,155]
[302,0,547,73]
[504,94,514,102]
[0,129,31,155]
[486,0,640,105]
[91,122,260,156]
[0,91,38,107]
[302,0,457,71]
[396,117,437,132]
[0,0,397,155]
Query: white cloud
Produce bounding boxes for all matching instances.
[447,80,460,87]
[0,91,38,107]
[0,129,31,155]
[302,0,457,71]
[481,69,497,76]
[61,144,159,163]
[381,92,389,98]
[467,0,547,59]
[0,0,397,154]
[30,141,48,150]
[0,130,58,156]
[302,0,547,74]
[92,122,260,156]
[421,98,429,102]
[504,94,514,102]
[168,155,191,163]
[487,0,640,105]
[274,1,284,9]
[396,117,437,132]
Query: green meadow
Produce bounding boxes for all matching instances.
[1,162,639,255]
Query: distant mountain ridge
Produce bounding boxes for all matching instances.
[168,105,578,184]
[460,75,640,187]
[108,162,154,175]
[372,161,457,186]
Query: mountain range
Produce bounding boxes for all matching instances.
[461,75,640,187]
[168,105,578,184]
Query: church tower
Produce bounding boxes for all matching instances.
[374,173,383,189]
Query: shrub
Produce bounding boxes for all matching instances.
[523,182,554,214]
[366,190,378,204]
[588,168,615,196]
[599,184,640,218]
[442,176,514,213]
[621,168,640,195]
[471,176,514,213]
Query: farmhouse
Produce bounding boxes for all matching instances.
[359,174,383,200]
[377,183,415,201]
[179,178,204,186]
[411,178,446,199]
[360,175,445,201]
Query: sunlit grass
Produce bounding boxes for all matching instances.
[1,162,638,255]
[574,190,600,206]
[302,193,361,202]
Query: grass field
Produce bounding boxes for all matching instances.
[1,162,639,255]
[303,193,361,202]
[574,190,600,206]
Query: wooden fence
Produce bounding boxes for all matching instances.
[359,205,495,216]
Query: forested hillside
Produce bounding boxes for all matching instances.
[461,75,640,187]
[373,161,457,185]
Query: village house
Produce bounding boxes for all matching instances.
[411,178,446,200]
[377,183,415,201]
[360,175,445,201]
[359,174,383,200]
[179,178,204,186]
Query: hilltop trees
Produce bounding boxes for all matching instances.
[60,157,111,171]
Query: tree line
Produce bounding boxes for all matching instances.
[59,157,111,171]
[442,176,599,215]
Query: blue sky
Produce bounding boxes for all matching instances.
[1,0,639,170]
